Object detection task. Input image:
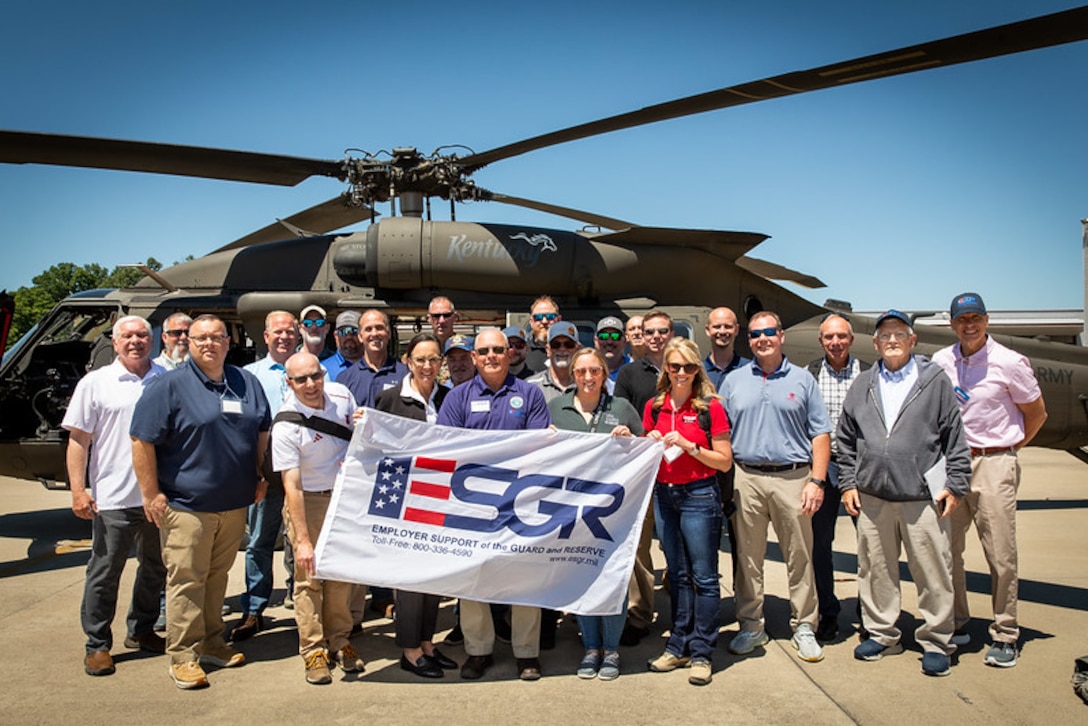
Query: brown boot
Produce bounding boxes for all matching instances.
[84,650,115,676]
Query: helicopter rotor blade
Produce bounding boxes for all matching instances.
[460,6,1088,171]
[212,195,375,253]
[0,131,344,186]
[592,226,769,262]
[483,192,636,230]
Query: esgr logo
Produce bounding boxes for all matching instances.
[367,456,625,541]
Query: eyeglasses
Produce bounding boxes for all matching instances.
[301,318,326,328]
[410,355,442,366]
[335,326,359,336]
[288,371,323,384]
[532,312,558,322]
[645,327,671,337]
[508,339,527,349]
[164,329,189,338]
[876,331,910,342]
[191,334,228,345]
[573,366,603,377]
[428,311,455,320]
[666,362,700,375]
[597,331,622,341]
[475,346,507,356]
[749,327,780,339]
[550,339,577,350]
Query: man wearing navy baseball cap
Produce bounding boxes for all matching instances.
[932,293,1047,669]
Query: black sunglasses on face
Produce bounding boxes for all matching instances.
[336,326,359,336]
[532,312,558,322]
[288,371,323,384]
[667,362,699,375]
[475,346,507,356]
[164,329,189,337]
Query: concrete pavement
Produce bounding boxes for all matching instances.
[1,448,1085,724]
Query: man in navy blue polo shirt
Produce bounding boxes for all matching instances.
[131,314,271,690]
[336,309,407,408]
[437,327,550,681]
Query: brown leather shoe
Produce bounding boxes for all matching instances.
[124,632,166,653]
[460,654,494,680]
[84,650,115,676]
[229,614,263,642]
[517,657,542,681]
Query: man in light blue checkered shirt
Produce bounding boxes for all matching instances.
[806,313,868,643]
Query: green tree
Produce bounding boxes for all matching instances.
[5,258,164,351]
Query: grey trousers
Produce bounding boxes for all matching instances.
[81,506,166,653]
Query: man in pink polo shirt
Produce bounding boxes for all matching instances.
[933,292,1047,669]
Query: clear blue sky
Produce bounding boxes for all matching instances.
[1,0,1085,313]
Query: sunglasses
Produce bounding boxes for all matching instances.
[573,366,603,377]
[288,371,323,384]
[645,327,671,336]
[597,331,622,341]
[164,329,189,337]
[532,312,558,322]
[550,339,577,350]
[301,318,326,328]
[428,311,454,320]
[475,346,507,356]
[335,326,359,336]
[749,327,780,339]
[667,362,699,375]
[508,339,527,349]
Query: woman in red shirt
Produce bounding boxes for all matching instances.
[643,337,732,686]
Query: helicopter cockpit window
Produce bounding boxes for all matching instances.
[0,302,121,442]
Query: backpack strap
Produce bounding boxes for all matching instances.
[272,410,353,441]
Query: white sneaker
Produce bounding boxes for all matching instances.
[792,623,824,662]
[728,629,769,655]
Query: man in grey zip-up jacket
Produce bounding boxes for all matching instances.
[835,310,970,678]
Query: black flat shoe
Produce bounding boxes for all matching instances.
[401,653,443,678]
[427,648,458,670]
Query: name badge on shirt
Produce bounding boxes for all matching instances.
[222,399,243,415]
[471,399,491,413]
[953,385,970,406]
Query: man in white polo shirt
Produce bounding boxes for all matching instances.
[63,315,167,677]
[274,351,364,685]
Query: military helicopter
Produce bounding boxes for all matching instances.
[1,6,1087,487]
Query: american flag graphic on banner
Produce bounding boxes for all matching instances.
[367,455,458,525]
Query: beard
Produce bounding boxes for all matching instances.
[302,331,325,347]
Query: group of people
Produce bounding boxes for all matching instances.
[64,290,1046,690]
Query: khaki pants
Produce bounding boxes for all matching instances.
[857,494,955,655]
[461,600,540,658]
[161,506,247,664]
[284,492,354,657]
[952,452,1020,643]
[733,466,817,632]
[626,501,656,630]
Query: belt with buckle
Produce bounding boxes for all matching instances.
[970,447,1015,457]
[304,489,334,496]
[739,462,806,473]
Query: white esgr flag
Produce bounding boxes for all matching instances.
[314,408,662,616]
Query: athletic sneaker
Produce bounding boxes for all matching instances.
[598,652,620,681]
[921,651,951,677]
[854,639,904,661]
[647,652,690,672]
[951,630,970,646]
[577,650,601,679]
[170,661,209,690]
[729,629,769,655]
[688,660,712,686]
[791,623,824,662]
[984,642,1017,668]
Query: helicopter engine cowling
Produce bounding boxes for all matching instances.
[332,217,640,299]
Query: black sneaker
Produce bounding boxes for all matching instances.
[815,615,839,643]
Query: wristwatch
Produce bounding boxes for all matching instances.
[808,477,828,487]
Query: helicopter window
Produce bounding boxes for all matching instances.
[743,296,764,323]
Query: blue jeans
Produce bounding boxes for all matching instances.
[241,487,284,616]
[654,477,722,662]
[577,595,628,652]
